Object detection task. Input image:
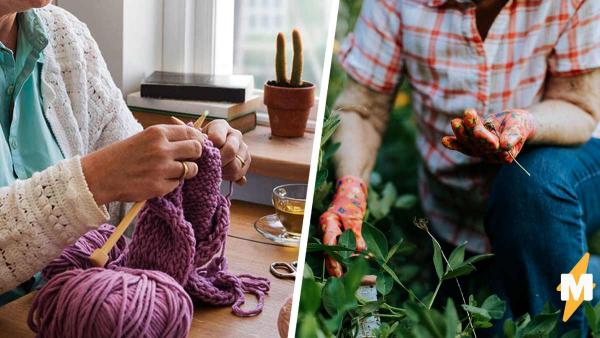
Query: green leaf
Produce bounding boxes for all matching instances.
[481,295,506,320]
[464,253,494,265]
[303,263,315,280]
[585,302,597,330]
[322,142,340,163]
[362,223,388,261]
[444,298,460,338]
[503,318,516,338]
[376,271,393,296]
[343,258,367,295]
[357,300,383,315]
[394,194,417,209]
[379,262,420,301]
[386,238,404,263]
[322,277,346,316]
[297,313,321,338]
[313,180,333,212]
[320,113,340,146]
[461,295,505,330]
[585,301,600,334]
[462,304,491,321]
[367,182,397,221]
[374,321,399,338]
[432,241,444,280]
[300,277,322,314]
[381,182,398,212]
[442,263,475,280]
[306,242,354,253]
[337,230,356,259]
[447,242,466,270]
[522,308,560,337]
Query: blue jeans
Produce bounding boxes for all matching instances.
[485,138,600,336]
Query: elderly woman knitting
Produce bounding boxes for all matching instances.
[0,1,251,302]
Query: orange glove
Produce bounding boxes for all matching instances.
[442,108,536,163]
[319,175,368,277]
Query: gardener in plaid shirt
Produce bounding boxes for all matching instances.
[320,0,600,334]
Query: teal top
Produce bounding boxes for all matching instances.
[0,10,63,186]
[0,10,63,304]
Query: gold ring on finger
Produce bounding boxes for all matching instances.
[235,154,246,167]
[179,161,189,182]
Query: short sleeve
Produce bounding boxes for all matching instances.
[338,0,403,93]
[549,0,600,76]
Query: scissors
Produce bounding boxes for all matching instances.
[270,261,297,280]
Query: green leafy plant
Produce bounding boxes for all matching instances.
[298,66,591,338]
[299,2,599,337]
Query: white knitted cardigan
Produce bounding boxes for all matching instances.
[0,5,142,292]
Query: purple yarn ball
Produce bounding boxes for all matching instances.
[28,268,193,338]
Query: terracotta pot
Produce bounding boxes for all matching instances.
[263,81,315,137]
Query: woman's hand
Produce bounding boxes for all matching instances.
[202,120,251,184]
[320,175,368,277]
[442,108,536,163]
[82,124,205,205]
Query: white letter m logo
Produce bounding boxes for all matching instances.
[560,274,594,301]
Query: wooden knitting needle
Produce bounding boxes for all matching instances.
[89,200,146,267]
[171,112,248,186]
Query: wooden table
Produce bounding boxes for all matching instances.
[0,201,298,338]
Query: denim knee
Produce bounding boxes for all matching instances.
[485,146,579,253]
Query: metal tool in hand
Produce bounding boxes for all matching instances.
[270,261,297,280]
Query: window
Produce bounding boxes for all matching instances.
[233,0,333,89]
[162,0,333,91]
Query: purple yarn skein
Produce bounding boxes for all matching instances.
[29,268,192,338]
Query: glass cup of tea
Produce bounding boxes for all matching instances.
[254,183,307,246]
[272,184,307,237]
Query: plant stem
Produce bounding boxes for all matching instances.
[428,280,443,309]
[424,228,478,338]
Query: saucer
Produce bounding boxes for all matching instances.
[254,214,300,247]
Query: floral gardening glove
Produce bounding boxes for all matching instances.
[319,175,368,277]
[442,108,536,163]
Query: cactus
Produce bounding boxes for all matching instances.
[275,32,288,85]
[273,29,304,87]
[290,29,303,87]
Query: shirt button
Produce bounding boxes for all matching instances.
[6,85,14,95]
[10,139,16,149]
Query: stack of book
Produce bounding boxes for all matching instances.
[127,71,259,133]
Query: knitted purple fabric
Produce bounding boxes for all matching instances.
[33,140,270,336]
[126,139,270,315]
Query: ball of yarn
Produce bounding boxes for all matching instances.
[28,268,193,338]
[42,224,127,280]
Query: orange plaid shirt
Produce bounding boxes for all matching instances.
[339,0,600,252]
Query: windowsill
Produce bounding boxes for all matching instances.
[131,111,313,182]
[241,125,313,182]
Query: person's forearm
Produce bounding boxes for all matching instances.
[528,69,600,146]
[332,79,393,183]
[0,157,108,293]
[528,100,596,145]
[332,111,383,182]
